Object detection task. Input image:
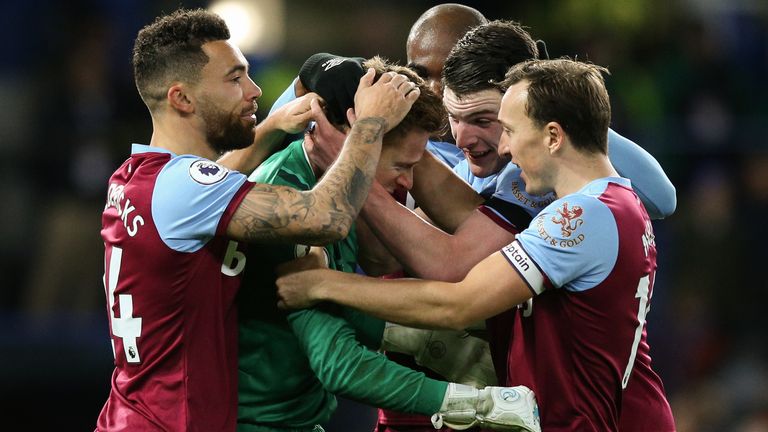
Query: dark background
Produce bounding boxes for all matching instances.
[1,0,766,430]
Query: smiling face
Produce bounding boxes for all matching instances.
[376,129,429,194]
[498,80,554,196]
[194,40,262,154]
[443,87,508,178]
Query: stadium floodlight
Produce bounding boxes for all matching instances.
[209,0,285,57]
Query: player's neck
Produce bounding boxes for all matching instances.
[302,140,326,179]
[149,116,219,161]
[554,152,618,198]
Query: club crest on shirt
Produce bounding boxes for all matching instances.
[534,201,586,248]
[189,160,229,185]
[551,202,584,237]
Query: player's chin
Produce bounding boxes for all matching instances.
[469,163,497,179]
[226,132,256,152]
[523,177,544,196]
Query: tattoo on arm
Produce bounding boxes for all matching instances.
[229,117,387,244]
[230,183,347,243]
[326,117,386,212]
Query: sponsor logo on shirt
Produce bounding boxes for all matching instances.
[511,180,554,210]
[189,160,229,185]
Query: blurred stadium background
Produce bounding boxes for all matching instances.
[1,0,766,430]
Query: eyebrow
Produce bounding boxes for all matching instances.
[406,63,428,77]
[447,108,499,119]
[225,64,247,76]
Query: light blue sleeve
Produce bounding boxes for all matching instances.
[152,156,249,252]
[607,129,676,219]
[268,77,298,116]
[516,190,619,292]
[267,78,307,146]
[452,159,498,196]
[425,139,464,169]
[490,163,555,217]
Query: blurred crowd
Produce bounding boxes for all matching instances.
[1,0,766,430]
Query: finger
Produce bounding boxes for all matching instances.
[396,80,417,95]
[307,93,325,106]
[388,73,408,88]
[299,93,322,113]
[304,128,316,151]
[405,86,421,102]
[310,98,332,129]
[345,107,357,125]
[358,67,376,90]
[303,91,320,100]
[296,104,315,124]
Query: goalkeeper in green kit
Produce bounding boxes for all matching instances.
[236,54,541,432]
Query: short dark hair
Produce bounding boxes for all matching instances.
[363,56,447,141]
[502,58,611,154]
[442,20,538,98]
[132,8,230,110]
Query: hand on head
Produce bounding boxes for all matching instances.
[353,68,421,133]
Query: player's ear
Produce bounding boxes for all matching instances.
[168,83,195,114]
[546,121,564,154]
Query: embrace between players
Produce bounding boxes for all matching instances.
[97,4,676,432]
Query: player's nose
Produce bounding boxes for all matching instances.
[245,77,262,101]
[454,122,476,150]
[397,171,414,191]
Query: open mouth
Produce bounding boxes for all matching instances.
[464,149,493,160]
[242,103,258,120]
[241,112,257,123]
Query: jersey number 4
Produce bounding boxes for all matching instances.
[104,245,143,363]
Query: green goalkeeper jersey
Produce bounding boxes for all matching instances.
[237,139,447,431]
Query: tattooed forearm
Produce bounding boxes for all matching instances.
[351,117,388,146]
[230,183,352,244]
[228,116,387,245]
[322,117,386,212]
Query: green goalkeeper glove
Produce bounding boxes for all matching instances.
[432,383,541,431]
